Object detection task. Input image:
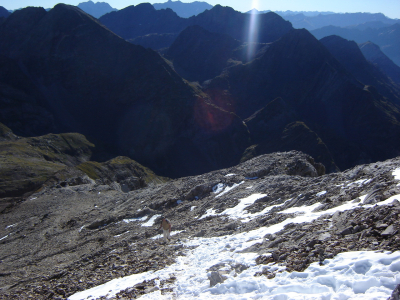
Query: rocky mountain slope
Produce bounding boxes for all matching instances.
[0,123,168,214]
[204,28,400,172]
[0,4,250,178]
[359,41,400,85]
[0,6,9,18]
[1,150,400,299]
[164,25,243,82]
[320,35,400,103]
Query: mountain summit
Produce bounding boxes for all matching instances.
[77,1,117,18]
[99,5,293,49]
[153,0,213,18]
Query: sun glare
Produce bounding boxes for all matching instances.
[246,0,260,61]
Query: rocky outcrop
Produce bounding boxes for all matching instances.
[388,283,400,300]
[244,98,338,173]
[76,156,168,191]
[0,126,94,200]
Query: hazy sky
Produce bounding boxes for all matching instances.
[2,0,400,19]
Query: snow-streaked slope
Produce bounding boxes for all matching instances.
[69,184,400,300]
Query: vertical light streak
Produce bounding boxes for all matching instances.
[246,0,260,61]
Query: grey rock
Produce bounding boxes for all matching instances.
[268,238,286,248]
[388,283,400,300]
[194,230,207,237]
[209,271,225,287]
[318,232,331,241]
[381,225,397,236]
[145,286,160,293]
[363,188,383,204]
[339,226,354,236]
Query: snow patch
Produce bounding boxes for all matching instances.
[393,168,400,180]
[225,173,236,177]
[141,215,161,227]
[123,216,148,223]
[212,183,225,194]
[316,191,327,197]
[114,231,129,238]
[151,230,185,240]
[215,181,244,198]
[68,192,400,300]
[199,208,217,220]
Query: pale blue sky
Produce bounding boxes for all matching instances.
[2,0,400,19]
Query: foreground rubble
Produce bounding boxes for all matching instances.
[1,151,400,299]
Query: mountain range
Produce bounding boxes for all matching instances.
[153,0,213,18]
[99,4,293,50]
[276,12,399,31]
[1,3,400,180]
[311,23,400,67]
[77,0,117,18]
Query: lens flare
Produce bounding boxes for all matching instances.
[194,97,234,133]
[246,0,260,61]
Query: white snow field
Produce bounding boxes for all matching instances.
[68,171,400,300]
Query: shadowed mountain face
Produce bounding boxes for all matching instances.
[311,23,400,67]
[320,35,400,104]
[0,4,250,178]
[165,25,242,82]
[77,1,117,18]
[153,0,212,18]
[190,5,293,44]
[0,6,10,18]
[99,4,293,49]
[359,41,400,85]
[206,29,400,171]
